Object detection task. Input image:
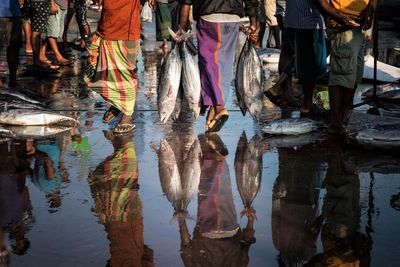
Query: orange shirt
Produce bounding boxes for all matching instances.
[96,0,141,41]
[330,0,369,19]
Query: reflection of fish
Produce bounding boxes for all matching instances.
[361,83,400,98]
[237,39,263,121]
[4,125,72,139]
[354,123,400,149]
[158,139,182,210]
[157,44,182,123]
[0,89,42,105]
[0,109,78,126]
[180,41,201,118]
[181,140,201,210]
[0,100,47,112]
[262,118,318,135]
[235,133,262,209]
[263,132,320,148]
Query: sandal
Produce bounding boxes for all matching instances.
[264,90,282,107]
[102,106,121,123]
[113,123,136,135]
[54,59,73,66]
[206,114,229,133]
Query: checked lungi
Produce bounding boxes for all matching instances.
[196,19,239,106]
[84,34,139,115]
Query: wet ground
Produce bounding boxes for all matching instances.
[0,10,400,267]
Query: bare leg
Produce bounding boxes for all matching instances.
[271,25,281,49]
[266,26,274,48]
[328,85,343,134]
[23,23,33,53]
[47,37,70,64]
[31,31,42,65]
[300,78,316,113]
[255,23,266,49]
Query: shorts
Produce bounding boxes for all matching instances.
[46,4,66,38]
[294,28,327,80]
[21,2,31,24]
[327,27,366,89]
[264,0,277,26]
[0,17,22,51]
[257,1,266,24]
[30,1,51,33]
[75,1,88,27]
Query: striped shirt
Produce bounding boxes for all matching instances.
[284,0,325,29]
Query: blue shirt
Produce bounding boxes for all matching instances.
[284,0,324,29]
[0,0,22,17]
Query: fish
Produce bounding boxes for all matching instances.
[4,125,72,139]
[262,118,318,135]
[235,40,247,116]
[181,140,201,210]
[354,123,400,150]
[377,90,400,101]
[361,83,400,98]
[0,89,43,105]
[263,132,321,148]
[180,37,201,118]
[157,41,182,123]
[235,133,262,210]
[258,48,280,64]
[0,126,15,138]
[172,86,183,121]
[158,139,182,211]
[239,38,264,121]
[0,109,78,126]
[0,100,48,112]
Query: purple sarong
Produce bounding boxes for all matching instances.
[196,19,239,106]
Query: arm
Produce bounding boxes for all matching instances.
[179,3,191,32]
[313,0,360,27]
[243,0,259,41]
[51,0,59,14]
[360,0,377,30]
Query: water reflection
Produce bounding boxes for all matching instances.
[271,144,325,266]
[0,141,34,260]
[88,132,153,266]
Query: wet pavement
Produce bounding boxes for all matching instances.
[0,10,400,267]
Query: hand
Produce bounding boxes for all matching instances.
[51,2,59,14]
[148,0,156,10]
[360,3,375,30]
[338,14,360,28]
[248,24,259,42]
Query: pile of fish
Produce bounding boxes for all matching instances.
[0,88,77,139]
[235,35,264,121]
[361,83,400,101]
[345,111,400,150]
[158,28,201,123]
[262,118,319,135]
[234,133,263,216]
[158,139,201,220]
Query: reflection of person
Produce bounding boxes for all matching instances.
[178,134,255,267]
[271,145,325,266]
[0,141,34,264]
[88,132,153,266]
[306,141,371,266]
[84,0,155,134]
[314,0,377,135]
[177,0,258,133]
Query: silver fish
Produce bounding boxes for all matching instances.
[0,126,15,138]
[235,41,247,116]
[263,132,321,148]
[180,40,201,118]
[4,125,72,139]
[355,123,400,149]
[0,109,78,126]
[241,39,264,121]
[235,133,262,209]
[0,100,47,112]
[262,118,318,135]
[378,90,400,100]
[157,43,182,123]
[0,89,42,105]
[361,83,400,98]
[172,86,183,121]
[158,139,182,211]
[181,140,201,210]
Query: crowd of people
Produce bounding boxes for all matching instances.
[0,0,377,135]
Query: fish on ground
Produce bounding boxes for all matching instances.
[237,38,264,121]
[0,100,48,112]
[263,132,321,148]
[0,126,15,138]
[361,83,400,98]
[235,132,262,217]
[0,89,43,105]
[157,42,182,123]
[262,118,318,135]
[0,109,78,126]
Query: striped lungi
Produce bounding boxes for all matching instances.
[84,34,139,115]
[196,19,239,106]
[155,2,171,41]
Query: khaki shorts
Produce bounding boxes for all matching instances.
[264,0,277,26]
[0,17,22,51]
[46,4,66,38]
[328,27,366,89]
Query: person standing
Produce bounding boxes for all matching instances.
[155,0,171,53]
[314,0,377,135]
[177,0,259,133]
[0,0,22,88]
[84,0,155,134]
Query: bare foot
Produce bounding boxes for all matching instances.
[206,106,215,129]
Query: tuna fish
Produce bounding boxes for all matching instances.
[235,41,247,116]
[353,123,400,149]
[0,100,47,112]
[0,89,43,105]
[237,38,264,121]
[4,125,72,139]
[181,140,201,210]
[171,86,183,121]
[0,126,15,138]
[262,118,318,135]
[235,133,262,215]
[263,132,321,148]
[378,90,400,101]
[0,109,78,126]
[157,43,182,123]
[180,38,201,118]
[361,83,400,98]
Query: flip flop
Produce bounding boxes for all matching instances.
[25,50,33,55]
[206,114,229,133]
[113,123,135,135]
[264,90,282,107]
[102,106,121,123]
[55,59,73,66]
